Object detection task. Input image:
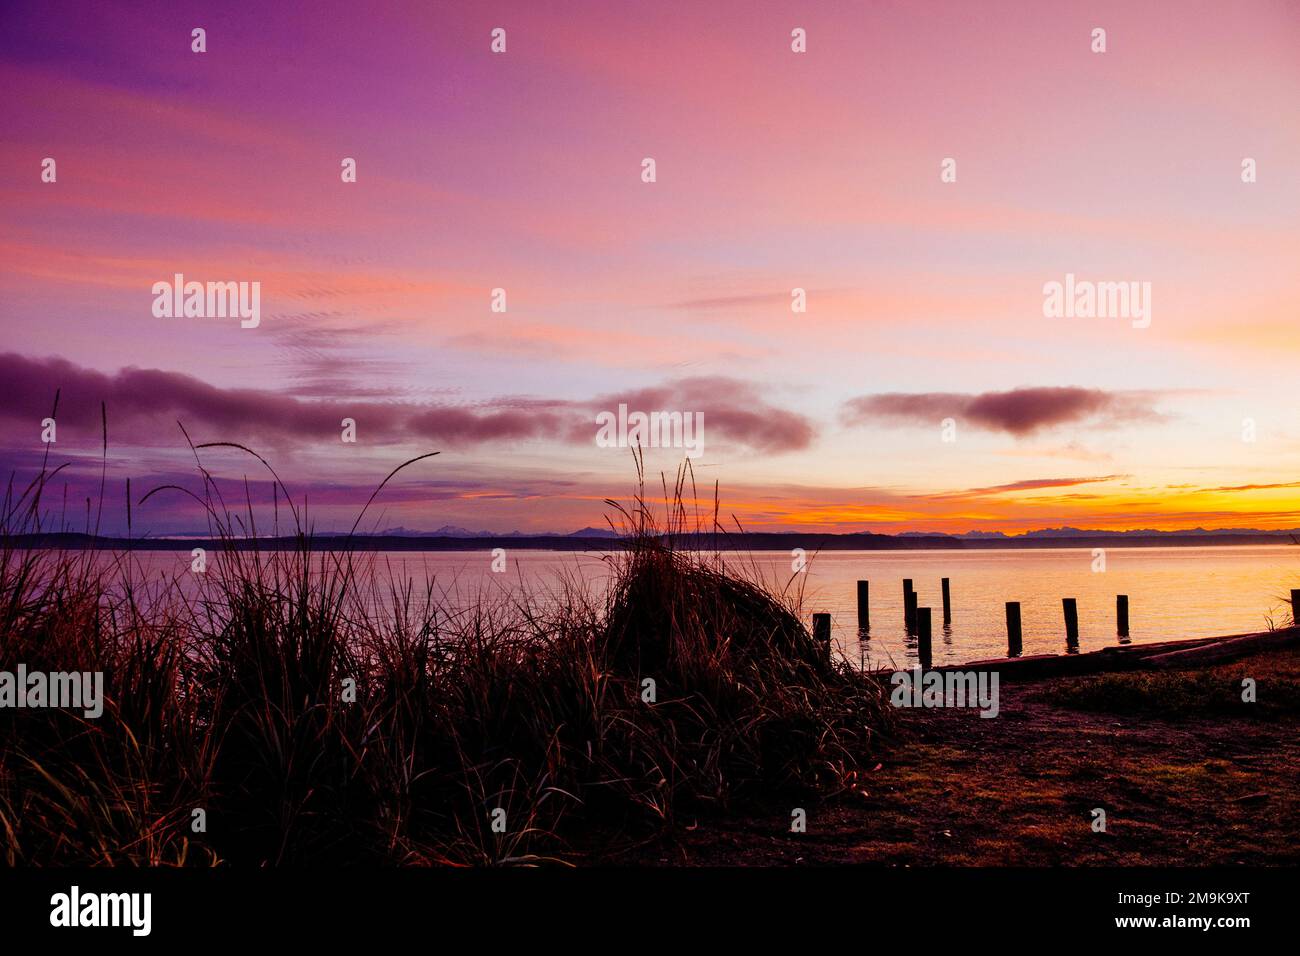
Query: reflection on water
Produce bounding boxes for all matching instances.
[90,545,1298,669]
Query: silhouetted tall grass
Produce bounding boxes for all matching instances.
[0,439,890,865]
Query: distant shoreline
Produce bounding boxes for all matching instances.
[12,531,1300,552]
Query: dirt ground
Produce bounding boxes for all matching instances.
[609,645,1300,865]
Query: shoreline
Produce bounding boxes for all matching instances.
[936,626,1300,678]
[11,532,1300,553]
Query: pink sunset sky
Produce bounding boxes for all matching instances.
[2,0,1299,536]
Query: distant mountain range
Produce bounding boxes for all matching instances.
[370,525,622,539]
[17,526,1300,552]
[144,524,1300,542]
[898,526,1300,539]
[374,525,1300,542]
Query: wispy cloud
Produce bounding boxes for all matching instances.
[923,475,1128,500]
[590,377,816,454]
[841,388,1164,436]
[1203,481,1300,493]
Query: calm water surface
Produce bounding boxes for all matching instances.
[118,545,1299,668]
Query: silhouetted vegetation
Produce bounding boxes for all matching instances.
[0,441,891,865]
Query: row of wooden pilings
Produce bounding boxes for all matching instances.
[811,586,1300,670]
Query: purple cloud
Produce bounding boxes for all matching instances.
[841,387,1162,436]
[0,354,816,455]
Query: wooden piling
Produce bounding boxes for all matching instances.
[856,580,870,629]
[1063,598,1079,650]
[941,577,951,626]
[1291,589,1300,626]
[1005,601,1022,657]
[905,589,918,634]
[1116,594,1130,638]
[917,607,932,669]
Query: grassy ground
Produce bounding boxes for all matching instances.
[611,644,1300,865]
